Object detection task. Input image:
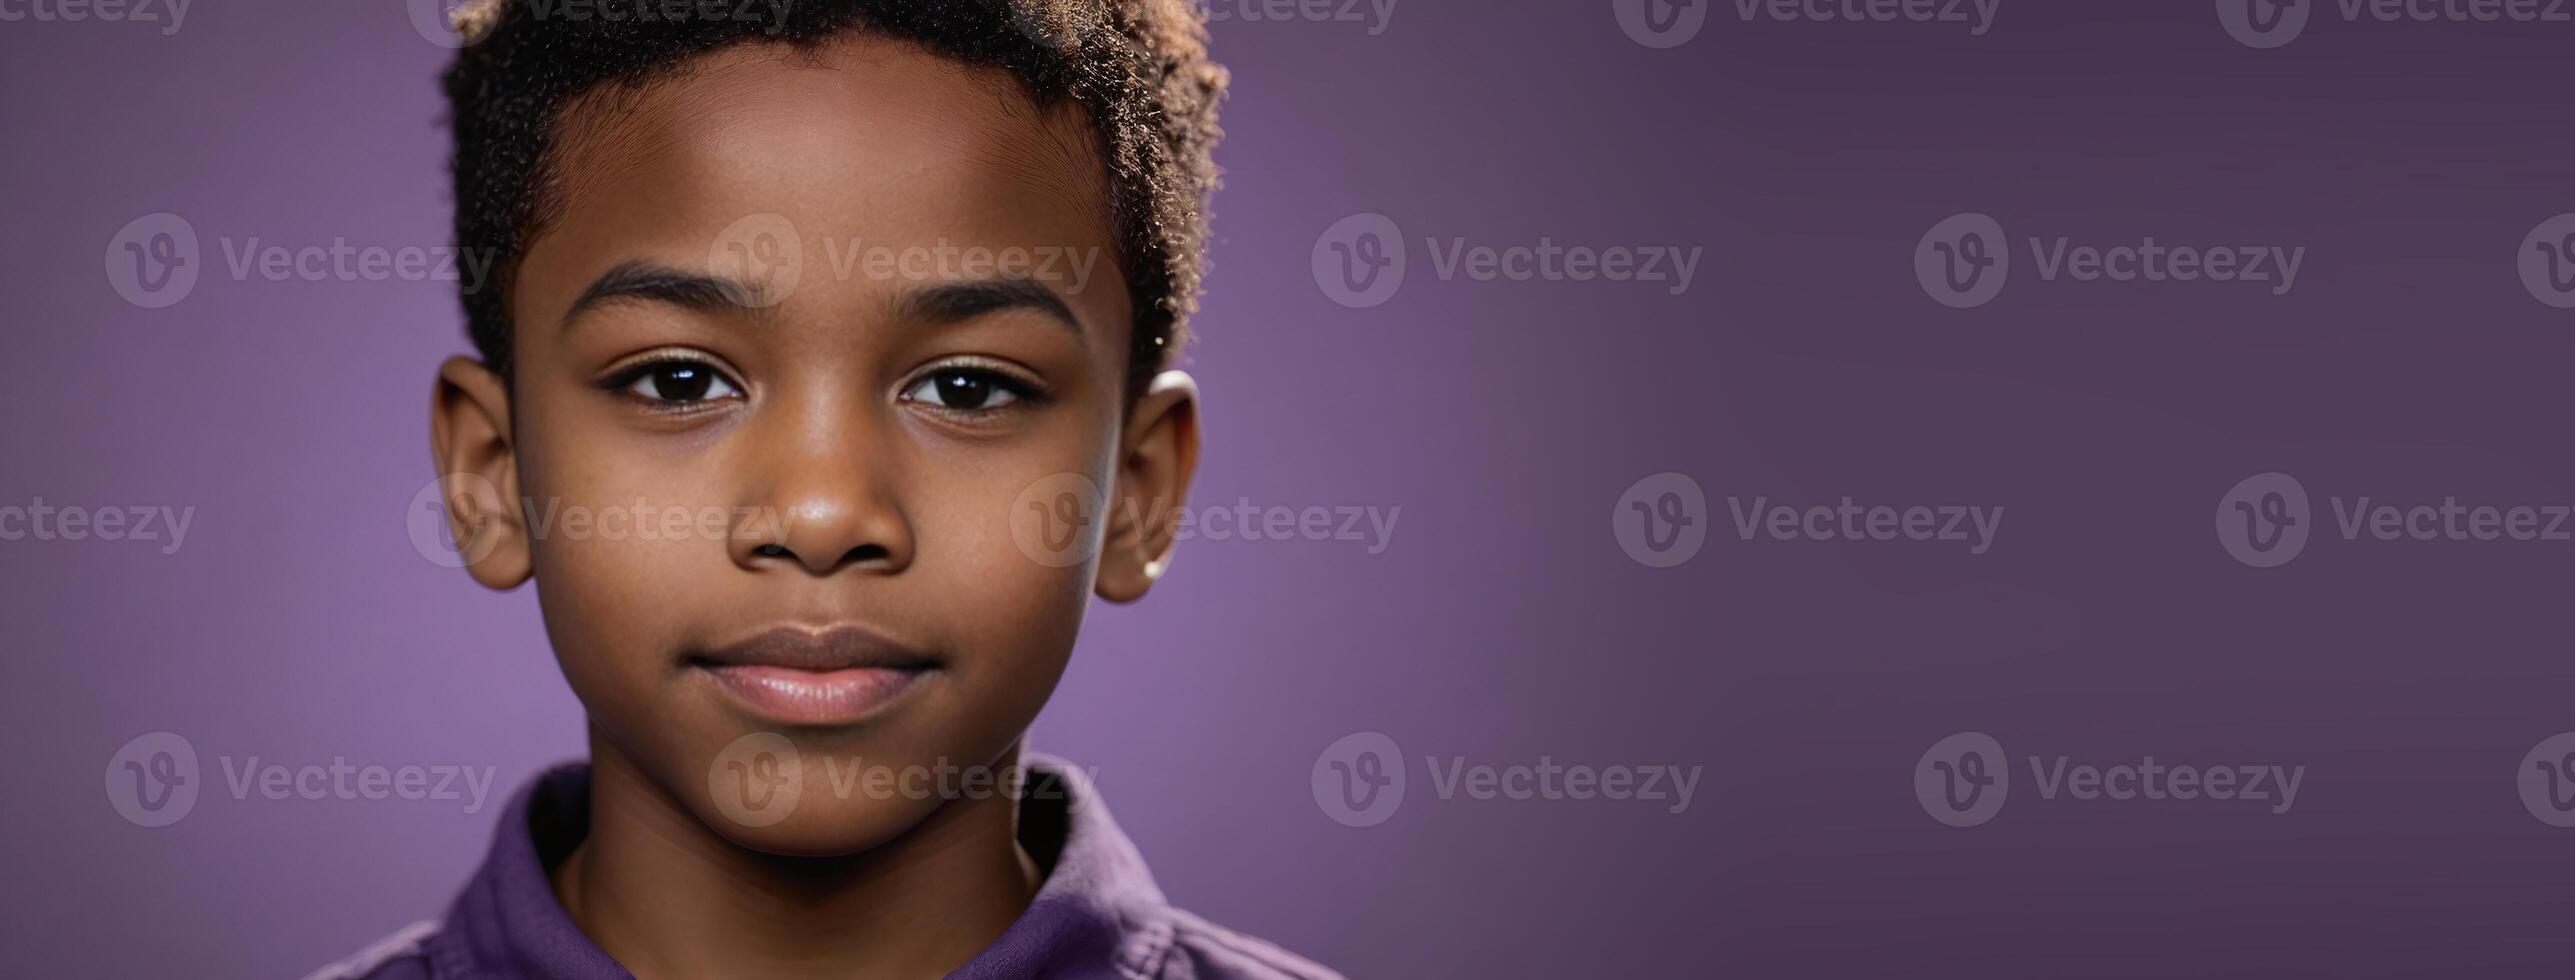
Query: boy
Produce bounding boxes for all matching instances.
[315,1,1337,977]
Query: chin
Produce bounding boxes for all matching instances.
[691,777,937,858]
[686,724,987,858]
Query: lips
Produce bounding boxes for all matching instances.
[688,627,938,726]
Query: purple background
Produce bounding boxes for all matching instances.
[9,1,2575,976]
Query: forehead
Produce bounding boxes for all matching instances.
[515,32,1123,328]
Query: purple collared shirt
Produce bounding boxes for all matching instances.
[307,756,1340,980]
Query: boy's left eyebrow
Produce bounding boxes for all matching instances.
[897,278,1085,337]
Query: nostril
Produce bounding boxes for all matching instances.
[755,544,791,558]
[841,544,890,566]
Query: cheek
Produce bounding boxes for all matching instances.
[523,471,751,776]
[911,443,1114,699]
[516,398,740,697]
[928,537,1089,758]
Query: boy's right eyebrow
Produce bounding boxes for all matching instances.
[561,260,770,328]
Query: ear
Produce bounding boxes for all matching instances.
[430,356,533,589]
[1096,370,1200,604]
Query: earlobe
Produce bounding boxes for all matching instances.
[1096,370,1201,604]
[430,356,534,590]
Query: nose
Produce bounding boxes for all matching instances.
[729,403,915,577]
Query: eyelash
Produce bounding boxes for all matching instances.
[899,361,1049,417]
[597,353,1049,419]
[601,353,745,412]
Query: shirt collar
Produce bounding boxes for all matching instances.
[430,754,1172,980]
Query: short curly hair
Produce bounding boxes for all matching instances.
[440,0,1227,398]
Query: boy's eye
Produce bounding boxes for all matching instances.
[623,361,741,404]
[902,369,1024,412]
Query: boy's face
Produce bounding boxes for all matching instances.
[428,34,1198,855]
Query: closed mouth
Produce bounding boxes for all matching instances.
[687,626,940,726]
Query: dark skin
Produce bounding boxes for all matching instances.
[428,34,1200,980]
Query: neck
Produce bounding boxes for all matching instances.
[552,731,1041,980]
